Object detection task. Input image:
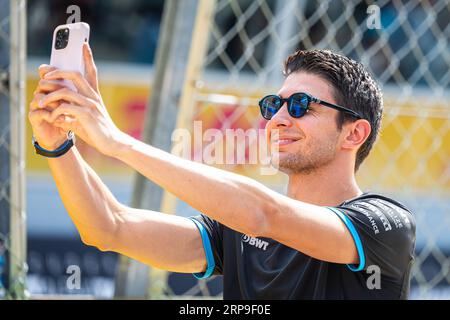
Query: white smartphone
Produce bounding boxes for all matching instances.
[50,22,90,91]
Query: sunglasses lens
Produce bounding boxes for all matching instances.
[289,94,309,118]
[260,96,281,119]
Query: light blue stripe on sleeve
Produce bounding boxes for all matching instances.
[326,207,366,272]
[188,217,216,279]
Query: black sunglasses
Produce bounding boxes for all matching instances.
[258,92,363,120]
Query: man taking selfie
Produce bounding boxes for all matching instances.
[29,43,415,299]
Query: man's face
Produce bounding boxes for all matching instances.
[266,72,343,174]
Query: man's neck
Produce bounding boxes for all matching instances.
[286,163,362,207]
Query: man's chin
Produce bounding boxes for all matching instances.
[270,154,315,175]
[270,153,293,173]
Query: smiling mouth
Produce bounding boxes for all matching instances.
[272,138,300,147]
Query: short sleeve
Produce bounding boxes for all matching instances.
[189,214,224,276]
[329,197,416,278]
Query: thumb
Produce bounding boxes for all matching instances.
[28,108,52,125]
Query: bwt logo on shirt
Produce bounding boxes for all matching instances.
[241,234,269,251]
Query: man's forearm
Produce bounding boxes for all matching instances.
[113,134,275,237]
[47,147,122,250]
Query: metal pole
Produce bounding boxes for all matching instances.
[114,0,205,299]
[263,0,304,85]
[0,0,11,298]
[113,0,178,299]
[8,0,27,299]
[0,0,27,299]
[160,0,217,215]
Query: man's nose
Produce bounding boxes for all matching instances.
[269,103,292,127]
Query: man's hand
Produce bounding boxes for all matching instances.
[28,65,69,150]
[34,43,126,157]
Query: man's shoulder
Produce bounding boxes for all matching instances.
[338,192,416,229]
[341,192,412,213]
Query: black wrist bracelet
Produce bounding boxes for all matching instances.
[32,131,76,158]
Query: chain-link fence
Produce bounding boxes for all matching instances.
[0,0,28,300]
[154,0,450,299]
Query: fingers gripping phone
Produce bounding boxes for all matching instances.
[50,22,90,92]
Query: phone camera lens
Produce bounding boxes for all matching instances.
[54,28,69,49]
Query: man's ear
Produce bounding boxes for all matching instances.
[341,119,371,150]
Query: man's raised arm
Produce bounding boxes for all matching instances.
[47,148,206,273]
[28,59,207,274]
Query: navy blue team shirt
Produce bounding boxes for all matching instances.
[189,192,416,299]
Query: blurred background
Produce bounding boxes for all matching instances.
[0,0,449,299]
